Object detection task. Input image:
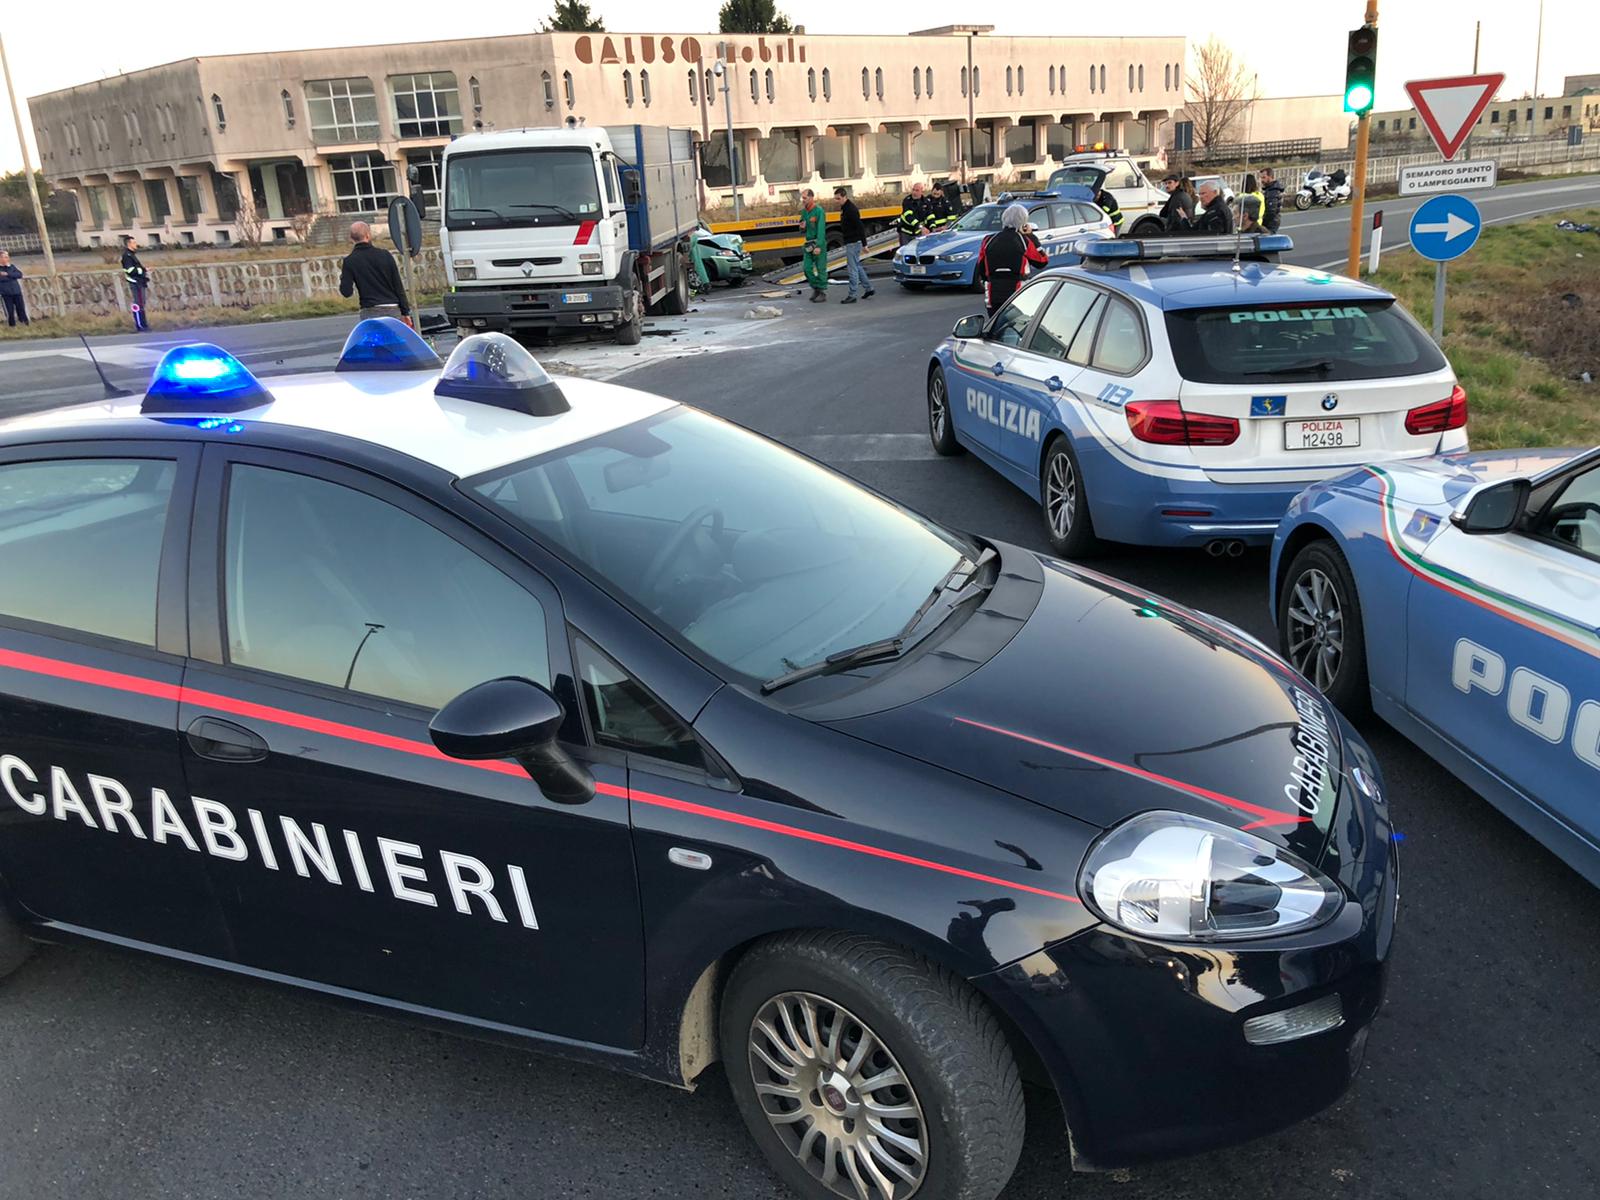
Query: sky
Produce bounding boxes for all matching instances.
[3,0,1596,172]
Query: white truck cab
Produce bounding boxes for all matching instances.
[441,126,697,345]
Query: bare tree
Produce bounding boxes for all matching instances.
[1184,38,1261,149]
[235,204,264,249]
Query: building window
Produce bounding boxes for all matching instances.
[875,68,883,101]
[1165,64,1171,90]
[973,66,980,96]
[1089,64,1096,93]
[862,68,870,101]
[1018,66,1024,95]
[1007,66,1013,96]
[750,69,759,103]
[113,182,139,225]
[122,112,135,143]
[469,76,482,114]
[390,72,461,139]
[925,67,933,98]
[962,66,969,97]
[1377,120,1387,131]
[152,107,167,140]
[1491,110,1500,123]
[623,70,634,107]
[642,70,652,107]
[1129,64,1135,92]
[542,71,555,111]
[329,152,397,213]
[305,77,379,143]
[91,115,107,147]
[1049,65,1056,95]
[1544,106,1553,120]
[1409,116,1417,129]
[144,179,172,222]
[758,129,803,182]
[1509,109,1518,122]
[211,94,226,131]
[809,68,817,101]
[407,147,444,212]
[1100,65,1107,93]
[1138,64,1144,91]
[822,68,832,101]
[691,69,700,105]
[177,176,203,223]
[85,186,109,228]
[765,68,774,103]
[913,68,921,99]
[704,69,715,104]
[1562,104,1572,118]
[564,71,575,109]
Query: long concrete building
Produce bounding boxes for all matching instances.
[26,26,1343,249]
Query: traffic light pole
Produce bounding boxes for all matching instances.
[1345,0,1379,278]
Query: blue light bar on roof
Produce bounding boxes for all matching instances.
[434,333,570,417]
[141,343,272,415]
[1078,233,1295,262]
[335,317,444,373]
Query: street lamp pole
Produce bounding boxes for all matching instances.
[0,31,56,279]
[715,59,740,221]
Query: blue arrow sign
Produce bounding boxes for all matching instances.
[1409,194,1482,262]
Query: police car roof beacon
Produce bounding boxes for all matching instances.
[334,316,444,374]
[434,332,572,416]
[141,343,275,415]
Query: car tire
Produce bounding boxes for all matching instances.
[1294,192,1312,212]
[0,905,32,982]
[927,367,964,456]
[1040,436,1099,559]
[1128,217,1163,238]
[1278,539,1370,716]
[721,931,1026,1200]
[727,273,747,288]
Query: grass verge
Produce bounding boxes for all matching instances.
[0,293,444,341]
[1370,206,1599,450]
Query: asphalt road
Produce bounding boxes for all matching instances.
[3,175,1600,1200]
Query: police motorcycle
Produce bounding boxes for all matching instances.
[1294,168,1352,210]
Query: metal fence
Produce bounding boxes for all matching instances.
[15,248,447,319]
[0,231,78,254]
[1171,138,1323,168]
[1206,138,1600,195]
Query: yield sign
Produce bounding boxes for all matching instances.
[1405,74,1505,160]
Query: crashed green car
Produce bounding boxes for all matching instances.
[693,223,755,287]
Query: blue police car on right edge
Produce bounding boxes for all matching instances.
[1272,445,1600,887]
[926,234,1468,558]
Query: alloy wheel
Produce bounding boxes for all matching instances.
[1286,567,1345,692]
[928,375,947,444]
[747,991,928,1200]
[1045,451,1076,539]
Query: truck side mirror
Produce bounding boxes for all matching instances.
[1451,478,1530,535]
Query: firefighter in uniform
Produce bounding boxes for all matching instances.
[925,183,956,231]
[1093,185,1123,235]
[897,182,934,245]
[121,235,151,332]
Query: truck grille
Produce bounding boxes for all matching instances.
[492,257,563,268]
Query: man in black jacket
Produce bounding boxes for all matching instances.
[121,236,150,331]
[1260,168,1285,233]
[1194,181,1235,235]
[834,187,875,303]
[897,182,933,244]
[0,251,27,327]
[338,222,411,322]
[1158,175,1194,234]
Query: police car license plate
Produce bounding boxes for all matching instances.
[562,292,592,304]
[1285,418,1359,450]
[909,264,927,275]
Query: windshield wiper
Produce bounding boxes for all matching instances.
[761,637,906,694]
[760,547,998,695]
[449,207,506,217]
[1244,360,1336,377]
[510,202,583,221]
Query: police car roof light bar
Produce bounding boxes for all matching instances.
[1077,233,1294,265]
[141,344,274,415]
[335,317,445,373]
[434,332,572,417]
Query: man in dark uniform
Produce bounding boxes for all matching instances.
[897,182,933,245]
[1093,185,1123,235]
[121,236,150,332]
[338,221,411,323]
[925,183,955,231]
[1159,175,1195,234]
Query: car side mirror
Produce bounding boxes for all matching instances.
[952,314,986,340]
[429,677,594,804]
[1451,478,1531,535]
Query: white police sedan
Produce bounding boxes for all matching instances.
[925,234,1469,558]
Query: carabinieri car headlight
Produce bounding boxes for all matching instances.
[1080,811,1342,941]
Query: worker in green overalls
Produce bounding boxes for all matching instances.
[799,189,828,302]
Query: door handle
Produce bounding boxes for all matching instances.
[186,716,269,763]
[991,362,1005,376]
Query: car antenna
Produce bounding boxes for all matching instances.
[77,334,135,399]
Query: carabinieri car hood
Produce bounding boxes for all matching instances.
[830,553,1345,864]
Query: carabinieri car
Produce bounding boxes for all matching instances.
[892,190,1111,290]
[925,233,1468,558]
[0,319,1395,1200]
[1272,445,1600,888]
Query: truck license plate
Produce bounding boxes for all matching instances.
[562,292,592,304]
[909,264,927,276]
[1285,418,1360,450]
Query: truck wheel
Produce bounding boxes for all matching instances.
[662,254,690,316]
[721,931,1025,1200]
[0,905,32,982]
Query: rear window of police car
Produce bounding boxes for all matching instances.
[1165,300,1447,384]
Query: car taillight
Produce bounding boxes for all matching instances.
[1405,385,1469,435]
[1126,400,1240,446]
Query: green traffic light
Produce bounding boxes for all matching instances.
[1345,83,1374,114]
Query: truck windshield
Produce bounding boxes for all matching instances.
[445,149,604,230]
[466,407,973,686]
